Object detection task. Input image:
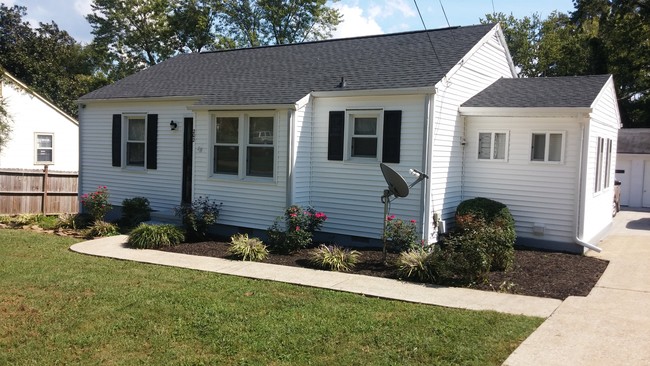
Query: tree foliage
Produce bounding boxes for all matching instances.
[0,4,108,117]
[0,86,11,151]
[484,1,650,127]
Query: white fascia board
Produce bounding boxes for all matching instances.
[310,86,436,98]
[188,103,296,111]
[459,106,593,117]
[77,96,202,105]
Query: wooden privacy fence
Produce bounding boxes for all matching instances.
[0,168,78,215]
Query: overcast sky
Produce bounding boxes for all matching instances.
[5,0,575,44]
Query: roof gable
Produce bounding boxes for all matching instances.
[80,24,496,105]
[461,75,612,108]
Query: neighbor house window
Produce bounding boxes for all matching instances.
[126,116,146,167]
[349,111,381,158]
[595,137,613,192]
[213,113,275,178]
[478,131,508,160]
[531,132,564,162]
[35,133,53,164]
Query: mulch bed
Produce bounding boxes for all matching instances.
[160,240,609,300]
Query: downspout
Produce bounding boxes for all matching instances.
[286,109,294,207]
[575,122,602,252]
[420,94,433,242]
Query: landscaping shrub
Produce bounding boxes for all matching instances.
[84,220,119,239]
[56,213,78,229]
[384,215,419,252]
[396,249,435,282]
[455,197,516,271]
[81,186,112,221]
[128,223,185,249]
[174,197,222,241]
[34,215,59,230]
[267,205,327,253]
[435,233,493,283]
[121,197,151,227]
[310,244,360,272]
[228,233,269,261]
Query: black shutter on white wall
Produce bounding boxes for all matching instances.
[382,110,402,164]
[327,111,345,161]
[146,114,158,170]
[111,114,121,167]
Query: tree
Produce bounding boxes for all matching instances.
[222,0,341,47]
[0,4,108,117]
[0,87,11,152]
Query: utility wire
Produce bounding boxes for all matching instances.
[438,0,450,27]
[412,0,442,68]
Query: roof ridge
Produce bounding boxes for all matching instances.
[197,24,491,56]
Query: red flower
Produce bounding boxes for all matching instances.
[295,226,300,231]
[290,213,297,217]
[386,215,395,221]
[410,219,416,224]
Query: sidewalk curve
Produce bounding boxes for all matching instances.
[70,236,560,318]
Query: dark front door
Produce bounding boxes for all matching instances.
[182,117,193,203]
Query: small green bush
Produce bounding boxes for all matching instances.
[174,197,222,241]
[397,249,435,282]
[128,223,185,249]
[267,205,328,253]
[35,215,59,230]
[228,233,269,262]
[384,216,420,252]
[455,197,516,271]
[56,213,77,229]
[310,244,360,272]
[437,233,492,283]
[81,186,112,221]
[84,220,119,238]
[121,197,151,227]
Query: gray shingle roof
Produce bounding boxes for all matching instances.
[618,128,650,154]
[80,24,495,105]
[462,75,612,108]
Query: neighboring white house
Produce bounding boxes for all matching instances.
[616,129,650,208]
[77,24,620,253]
[0,70,79,172]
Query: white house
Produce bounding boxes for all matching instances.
[0,70,79,172]
[616,129,650,208]
[77,24,620,253]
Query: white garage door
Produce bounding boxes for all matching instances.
[616,160,631,206]
[644,161,650,208]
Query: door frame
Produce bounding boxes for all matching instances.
[181,117,193,204]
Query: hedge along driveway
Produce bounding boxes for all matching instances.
[0,229,543,365]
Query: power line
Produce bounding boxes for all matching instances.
[412,0,442,68]
[438,0,450,27]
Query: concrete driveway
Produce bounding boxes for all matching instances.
[504,209,650,365]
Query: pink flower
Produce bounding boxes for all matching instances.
[386,215,395,221]
[290,213,297,217]
[410,219,416,224]
[295,226,300,231]
[315,212,327,220]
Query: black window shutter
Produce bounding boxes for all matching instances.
[382,110,402,164]
[146,114,158,170]
[328,111,345,161]
[112,114,121,167]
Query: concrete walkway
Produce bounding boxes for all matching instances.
[504,208,650,365]
[70,237,560,318]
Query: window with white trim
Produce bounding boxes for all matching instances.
[477,131,508,160]
[35,133,53,164]
[348,110,382,159]
[126,116,146,167]
[595,136,613,192]
[213,113,275,178]
[531,132,564,162]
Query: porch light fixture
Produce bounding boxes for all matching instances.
[170,120,178,130]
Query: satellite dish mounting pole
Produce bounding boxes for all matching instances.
[381,189,391,262]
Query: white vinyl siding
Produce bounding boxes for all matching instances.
[1,78,78,172]
[464,117,580,243]
[427,26,515,241]
[292,94,313,206]
[193,109,288,230]
[79,100,189,214]
[311,95,424,239]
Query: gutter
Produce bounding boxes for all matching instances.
[575,123,602,253]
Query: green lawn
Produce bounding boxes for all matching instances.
[0,229,542,365]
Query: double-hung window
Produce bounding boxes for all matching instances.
[349,111,381,159]
[35,133,54,164]
[213,113,275,179]
[126,116,146,167]
[531,132,564,163]
[477,131,508,161]
[595,136,613,192]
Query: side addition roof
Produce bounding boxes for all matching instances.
[617,128,650,154]
[461,75,613,108]
[79,24,496,106]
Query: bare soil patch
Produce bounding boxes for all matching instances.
[161,241,608,300]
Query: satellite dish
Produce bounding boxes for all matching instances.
[380,163,409,198]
